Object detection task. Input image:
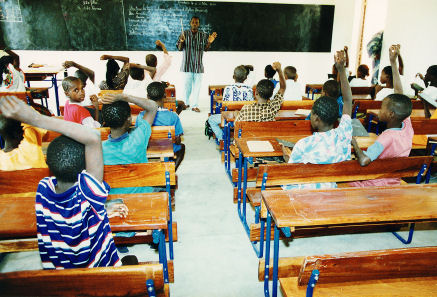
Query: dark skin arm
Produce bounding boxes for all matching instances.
[5,50,20,69]
[63,61,95,84]
[335,50,353,116]
[272,62,286,95]
[398,53,404,76]
[419,97,433,118]
[352,137,371,166]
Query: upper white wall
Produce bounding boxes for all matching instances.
[15,0,359,110]
[379,0,437,86]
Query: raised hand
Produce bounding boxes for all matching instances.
[208,32,217,43]
[90,94,99,108]
[0,96,39,123]
[62,61,75,68]
[334,50,346,71]
[272,61,282,71]
[101,93,127,105]
[389,44,400,63]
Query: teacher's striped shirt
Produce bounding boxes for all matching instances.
[36,171,120,269]
[177,29,209,73]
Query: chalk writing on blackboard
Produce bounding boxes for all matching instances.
[80,0,102,11]
[0,0,23,22]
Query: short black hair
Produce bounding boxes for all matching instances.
[265,65,276,79]
[0,115,23,141]
[62,76,80,92]
[74,70,88,85]
[312,96,339,125]
[357,64,369,76]
[130,67,145,81]
[102,101,131,128]
[284,66,297,80]
[146,54,157,67]
[322,80,340,98]
[256,79,274,100]
[147,81,166,101]
[386,94,412,121]
[106,59,120,89]
[191,16,200,21]
[382,66,393,83]
[46,135,85,183]
[427,65,437,78]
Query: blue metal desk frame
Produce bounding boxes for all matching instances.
[26,71,63,116]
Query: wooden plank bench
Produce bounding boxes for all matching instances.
[244,156,432,258]
[275,247,437,297]
[260,184,437,297]
[352,99,424,118]
[0,263,169,297]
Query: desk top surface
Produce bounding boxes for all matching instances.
[221,110,308,122]
[23,67,65,75]
[234,134,378,158]
[0,193,169,239]
[261,184,437,228]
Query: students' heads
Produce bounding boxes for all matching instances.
[147,81,166,102]
[106,59,120,89]
[310,96,339,129]
[102,101,132,129]
[190,16,200,33]
[425,65,437,87]
[130,67,145,81]
[379,94,412,123]
[233,65,251,83]
[322,80,340,98]
[62,76,85,103]
[357,64,369,79]
[74,70,88,87]
[255,79,274,100]
[146,54,157,67]
[380,66,393,85]
[284,66,298,81]
[0,114,23,141]
[46,136,85,183]
[264,65,276,79]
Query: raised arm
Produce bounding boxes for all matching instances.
[5,49,20,68]
[156,40,168,55]
[0,96,103,181]
[398,52,404,75]
[335,50,353,116]
[344,46,349,68]
[176,32,185,51]
[63,61,95,83]
[272,61,286,95]
[130,63,156,74]
[100,55,129,65]
[205,32,217,51]
[389,45,403,94]
[101,94,158,126]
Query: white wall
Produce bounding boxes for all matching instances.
[379,0,437,87]
[15,0,359,112]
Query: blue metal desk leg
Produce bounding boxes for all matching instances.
[52,74,61,116]
[237,151,243,219]
[242,157,250,221]
[146,279,157,297]
[264,212,273,297]
[392,223,415,244]
[272,225,280,297]
[153,230,169,283]
[426,143,437,184]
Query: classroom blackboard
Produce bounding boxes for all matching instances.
[0,0,335,52]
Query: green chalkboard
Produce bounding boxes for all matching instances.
[1,0,335,52]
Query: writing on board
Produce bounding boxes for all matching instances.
[0,0,23,22]
[81,0,103,11]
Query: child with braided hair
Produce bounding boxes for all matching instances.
[282,49,353,189]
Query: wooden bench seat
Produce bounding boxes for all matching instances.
[0,264,169,297]
[274,247,437,297]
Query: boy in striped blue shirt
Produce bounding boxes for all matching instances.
[0,96,127,269]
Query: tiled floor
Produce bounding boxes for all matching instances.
[1,107,436,297]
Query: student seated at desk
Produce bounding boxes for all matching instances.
[0,49,25,92]
[0,106,47,170]
[207,65,254,141]
[140,81,185,170]
[63,60,99,106]
[99,55,130,90]
[349,64,371,87]
[418,65,437,115]
[305,80,342,119]
[62,76,101,128]
[0,96,130,269]
[351,45,413,187]
[101,93,158,194]
[235,62,285,122]
[282,49,353,189]
[283,66,303,101]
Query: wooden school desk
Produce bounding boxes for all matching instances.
[260,185,437,297]
[233,135,379,248]
[23,66,65,116]
[0,192,173,283]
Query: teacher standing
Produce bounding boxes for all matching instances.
[177,16,217,112]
